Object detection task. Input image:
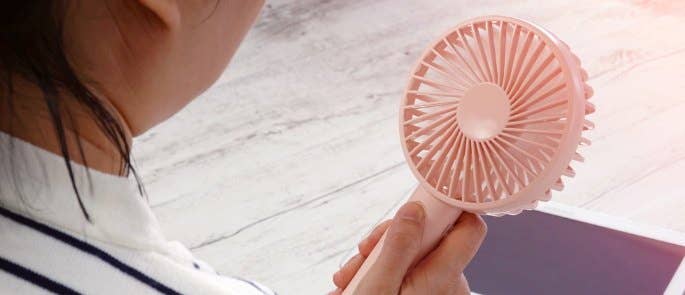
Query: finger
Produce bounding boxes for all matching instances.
[332,254,364,289]
[334,220,393,289]
[358,220,392,257]
[416,213,486,278]
[359,201,426,293]
[334,220,392,289]
[327,288,342,295]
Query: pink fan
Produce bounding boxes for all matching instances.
[343,15,593,293]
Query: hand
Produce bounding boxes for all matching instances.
[330,202,487,295]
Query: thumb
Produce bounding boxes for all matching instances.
[358,201,426,293]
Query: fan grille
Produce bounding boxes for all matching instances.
[401,18,586,207]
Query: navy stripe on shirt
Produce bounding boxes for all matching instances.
[0,255,80,294]
[0,206,180,295]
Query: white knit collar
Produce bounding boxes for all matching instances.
[0,131,170,252]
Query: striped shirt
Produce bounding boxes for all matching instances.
[0,132,276,294]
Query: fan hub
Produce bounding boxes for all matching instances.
[457,83,511,141]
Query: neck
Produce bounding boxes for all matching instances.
[0,78,133,176]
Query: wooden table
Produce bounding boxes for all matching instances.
[134,1,685,293]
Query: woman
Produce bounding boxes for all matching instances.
[0,1,486,294]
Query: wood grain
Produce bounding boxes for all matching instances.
[133,0,685,293]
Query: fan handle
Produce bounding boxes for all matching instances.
[342,185,463,294]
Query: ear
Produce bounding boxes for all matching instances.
[136,0,181,30]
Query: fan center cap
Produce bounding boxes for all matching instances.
[457,82,511,141]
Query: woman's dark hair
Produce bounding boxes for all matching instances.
[0,2,143,221]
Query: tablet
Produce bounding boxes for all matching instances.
[465,202,685,295]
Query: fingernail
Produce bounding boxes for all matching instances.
[398,201,425,222]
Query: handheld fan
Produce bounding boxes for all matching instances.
[343,15,594,294]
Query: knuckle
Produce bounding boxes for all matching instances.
[357,239,367,253]
[376,219,392,230]
[462,214,487,237]
[398,214,425,228]
[339,268,352,280]
[385,229,421,252]
[332,271,343,287]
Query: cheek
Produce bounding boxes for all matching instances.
[179,0,264,97]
